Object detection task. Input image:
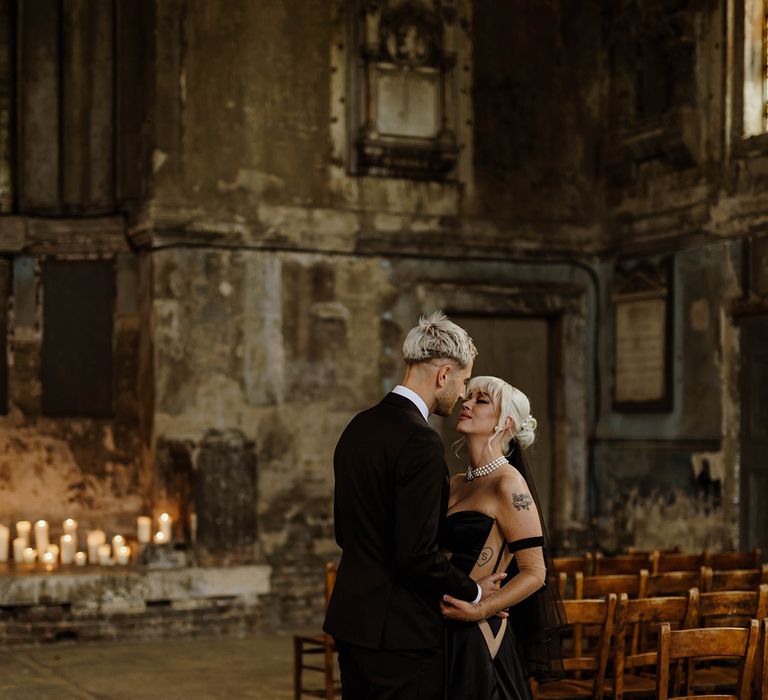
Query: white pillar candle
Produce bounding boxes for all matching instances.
[189,513,198,544]
[41,550,56,571]
[0,524,8,562]
[34,520,49,552]
[22,547,36,564]
[74,551,87,566]
[46,544,59,559]
[115,545,131,565]
[158,513,172,541]
[136,516,152,544]
[60,534,75,565]
[12,538,25,562]
[16,520,31,546]
[87,530,106,564]
[97,544,111,565]
[63,519,78,545]
[153,530,167,545]
[112,535,125,552]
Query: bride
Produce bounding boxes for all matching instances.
[439,376,565,699]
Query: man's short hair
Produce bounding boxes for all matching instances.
[402,311,478,368]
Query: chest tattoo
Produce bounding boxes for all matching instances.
[512,493,533,511]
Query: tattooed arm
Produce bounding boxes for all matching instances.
[441,470,546,621]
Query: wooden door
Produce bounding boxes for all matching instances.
[431,316,553,520]
[740,315,768,555]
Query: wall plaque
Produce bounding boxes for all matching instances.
[613,259,673,412]
[349,0,459,180]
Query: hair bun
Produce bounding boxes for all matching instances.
[515,414,537,449]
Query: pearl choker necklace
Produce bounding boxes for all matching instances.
[465,456,508,481]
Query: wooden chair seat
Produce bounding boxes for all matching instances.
[535,678,600,698]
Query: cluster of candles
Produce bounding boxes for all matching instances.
[0,513,176,570]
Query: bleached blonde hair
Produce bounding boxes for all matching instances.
[402,311,478,368]
[456,376,537,454]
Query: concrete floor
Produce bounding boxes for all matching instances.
[0,628,319,699]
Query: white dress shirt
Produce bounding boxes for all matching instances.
[390,384,483,605]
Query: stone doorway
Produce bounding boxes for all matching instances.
[432,316,553,521]
[740,314,768,554]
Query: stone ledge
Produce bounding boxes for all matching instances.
[0,565,272,608]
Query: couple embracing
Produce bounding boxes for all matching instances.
[324,313,566,699]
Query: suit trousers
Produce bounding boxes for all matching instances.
[335,639,444,700]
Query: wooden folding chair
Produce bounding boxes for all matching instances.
[657,552,708,573]
[554,553,595,576]
[613,589,699,700]
[555,554,595,598]
[575,570,649,599]
[760,618,768,700]
[293,562,340,700]
[690,585,768,696]
[709,565,768,592]
[532,594,617,700]
[708,549,762,571]
[594,551,659,576]
[655,620,761,700]
[646,569,710,597]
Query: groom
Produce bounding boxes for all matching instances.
[324,312,505,699]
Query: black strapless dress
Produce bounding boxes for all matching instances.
[439,511,536,700]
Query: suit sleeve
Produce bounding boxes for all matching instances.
[394,429,478,602]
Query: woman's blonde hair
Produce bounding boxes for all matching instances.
[455,375,537,455]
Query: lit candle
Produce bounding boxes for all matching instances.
[12,538,25,562]
[41,550,56,571]
[87,530,106,564]
[159,513,172,541]
[46,544,59,559]
[16,520,31,546]
[116,545,131,565]
[112,535,125,552]
[74,551,87,566]
[153,530,167,545]
[0,524,8,562]
[34,520,49,551]
[136,516,152,544]
[63,518,78,546]
[60,534,75,565]
[189,513,198,544]
[22,547,36,564]
[97,544,111,566]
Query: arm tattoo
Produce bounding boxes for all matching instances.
[478,547,494,567]
[512,492,533,511]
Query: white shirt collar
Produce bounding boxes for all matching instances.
[391,385,430,422]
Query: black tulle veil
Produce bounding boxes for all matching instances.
[506,441,568,682]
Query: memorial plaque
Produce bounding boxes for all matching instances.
[613,259,672,412]
[615,296,666,403]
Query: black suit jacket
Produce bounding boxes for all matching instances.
[323,392,478,650]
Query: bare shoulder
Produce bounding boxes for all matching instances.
[495,468,536,512]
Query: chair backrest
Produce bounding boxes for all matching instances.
[646,569,709,597]
[657,552,707,573]
[576,570,649,599]
[562,594,617,700]
[595,551,659,575]
[709,565,768,592]
[553,552,594,576]
[698,585,768,626]
[324,562,337,607]
[707,549,762,571]
[614,589,699,699]
[655,620,761,700]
